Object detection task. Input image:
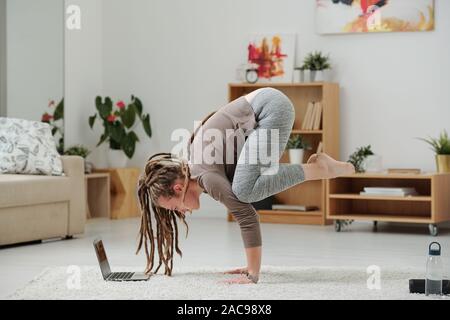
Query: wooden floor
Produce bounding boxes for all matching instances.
[1,216,449,299]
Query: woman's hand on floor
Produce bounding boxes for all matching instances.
[222,267,248,275]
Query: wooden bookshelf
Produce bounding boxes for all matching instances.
[227,82,340,225]
[326,172,450,235]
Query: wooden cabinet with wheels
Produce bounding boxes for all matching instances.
[327,172,450,236]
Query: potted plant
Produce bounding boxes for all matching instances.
[348,145,376,173]
[418,130,450,173]
[286,134,310,164]
[302,51,331,82]
[89,95,152,168]
[41,98,64,155]
[64,144,93,173]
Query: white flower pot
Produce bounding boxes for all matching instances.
[289,149,305,165]
[309,70,329,82]
[108,149,128,168]
[361,155,383,172]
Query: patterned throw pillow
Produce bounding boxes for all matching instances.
[0,118,63,175]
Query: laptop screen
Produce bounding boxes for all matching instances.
[93,239,112,279]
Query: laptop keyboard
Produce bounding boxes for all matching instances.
[108,272,134,281]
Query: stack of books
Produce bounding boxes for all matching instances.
[272,204,319,212]
[359,187,419,197]
[301,102,322,130]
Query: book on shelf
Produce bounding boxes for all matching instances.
[360,187,418,197]
[308,103,317,130]
[312,102,322,130]
[301,101,323,130]
[272,204,319,212]
[302,102,314,130]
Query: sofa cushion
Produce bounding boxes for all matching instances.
[0,174,71,208]
[0,117,63,175]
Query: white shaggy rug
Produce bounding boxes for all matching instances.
[8,265,435,300]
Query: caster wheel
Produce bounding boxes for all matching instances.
[428,224,438,237]
[334,220,342,232]
[373,221,378,231]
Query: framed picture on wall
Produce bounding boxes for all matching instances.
[246,34,296,83]
[316,0,435,34]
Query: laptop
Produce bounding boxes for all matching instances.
[93,238,151,281]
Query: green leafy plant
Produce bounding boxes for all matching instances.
[89,95,152,159]
[287,134,311,150]
[338,219,354,229]
[41,98,64,154]
[64,145,91,159]
[302,51,331,71]
[341,220,354,227]
[348,145,374,173]
[417,130,450,155]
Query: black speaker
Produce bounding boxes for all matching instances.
[251,196,274,210]
[409,279,450,294]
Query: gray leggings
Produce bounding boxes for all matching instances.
[231,88,305,203]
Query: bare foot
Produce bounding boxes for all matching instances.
[306,153,355,179]
[313,153,355,178]
[307,153,319,164]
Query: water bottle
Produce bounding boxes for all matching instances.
[425,242,443,296]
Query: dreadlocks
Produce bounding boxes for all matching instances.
[137,110,217,276]
[136,152,191,276]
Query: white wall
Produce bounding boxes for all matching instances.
[6,0,63,121]
[66,0,450,216]
[64,0,104,164]
[0,0,6,117]
[99,0,450,171]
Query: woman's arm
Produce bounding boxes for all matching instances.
[199,172,262,283]
[246,246,262,281]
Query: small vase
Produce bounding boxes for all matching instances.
[300,70,307,83]
[361,155,383,172]
[108,149,128,168]
[289,149,305,164]
[436,155,450,173]
[294,69,307,83]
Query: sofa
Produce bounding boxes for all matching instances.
[0,156,86,246]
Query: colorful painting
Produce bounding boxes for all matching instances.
[247,34,296,83]
[316,0,434,34]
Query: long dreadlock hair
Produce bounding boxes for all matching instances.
[136,153,191,276]
[136,110,217,276]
